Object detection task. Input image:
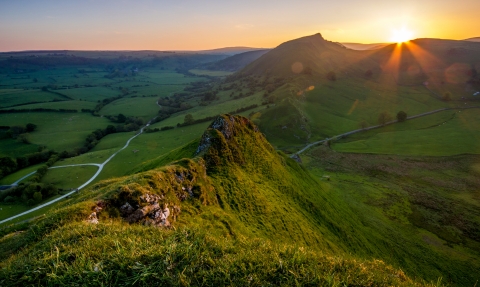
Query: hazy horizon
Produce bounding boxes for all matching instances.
[1,0,479,52]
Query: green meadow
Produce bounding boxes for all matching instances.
[3,100,96,111]
[334,108,480,155]
[41,165,98,190]
[0,112,111,151]
[99,97,161,121]
[0,90,62,108]
[60,86,120,101]
[189,69,234,77]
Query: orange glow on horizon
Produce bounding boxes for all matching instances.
[391,28,414,43]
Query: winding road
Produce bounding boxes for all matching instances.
[2,103,478,224]
[0,124,148,225]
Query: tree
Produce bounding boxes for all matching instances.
[105,125,116,134]
[117,113,126,123]
[0,157,17,174]
[396,111,407,122]
[378,112,393,126]
[26,123,37,132]
[326,71,336,81]
[33,191,43,203]
[184,114,194,124]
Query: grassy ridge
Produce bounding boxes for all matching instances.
[0,115,437,286]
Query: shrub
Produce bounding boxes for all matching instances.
[397,111,407,122]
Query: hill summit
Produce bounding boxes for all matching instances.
[240,33,378,77]
[0,115,431,286]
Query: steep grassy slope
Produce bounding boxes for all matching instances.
[0,115,440,286]
[303,146,480,285]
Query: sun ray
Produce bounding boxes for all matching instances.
[391,27,413,43]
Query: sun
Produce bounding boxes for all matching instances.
[391,27,414,43]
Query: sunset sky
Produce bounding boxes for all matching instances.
[1,0,479,52]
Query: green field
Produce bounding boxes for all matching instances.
[135,70,206,85]
[0,89,63,108]
[99,97,160,120]
[41,165,99,190]
[0,112,111,151]
[0,164,43,185]
[60,86,120,101]
[94,124,207,181]
[334,108,480,155]
[189,69,234,77]
[0,138,40,158]
[2,100,96,111]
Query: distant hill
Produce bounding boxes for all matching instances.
[240,33,380,77]
[240,33,480,82]
[201,49,270,71]
[465,37,480,42]
[193,46,268,56]
[341,42,390,50]
[238,33,480,149]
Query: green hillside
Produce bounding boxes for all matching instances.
[1,115,478,286]
[238,34,480,151]
[241,33,380,78]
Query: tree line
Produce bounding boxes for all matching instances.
[0,108,78,114]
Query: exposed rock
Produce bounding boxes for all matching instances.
[119,202,135,216]
[126,205,155,224]
[86,211,99,224]
[196,115,256,155]
[140,193,161,204]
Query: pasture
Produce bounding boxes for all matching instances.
[99,97,160,121]
[333,108,480,156]
[3,100,96,111]
[0,112,111,151]
[61,86,120,102]
[189,69,233,77]
[0,89,62,108]
[41,165,99,190]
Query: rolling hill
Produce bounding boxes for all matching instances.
[194,46,268,56]
[1,115,477,285]
[235,34,480,149]
[465,37,480,42]
[240,33,380,77]
[202,49,270,71]
[2,32,480,286]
